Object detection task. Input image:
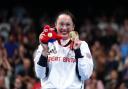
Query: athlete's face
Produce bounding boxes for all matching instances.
[55,14,74,40]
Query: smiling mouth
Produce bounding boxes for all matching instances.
[60,30,68,34]
[62,31,67,34]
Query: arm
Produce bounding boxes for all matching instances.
[74,41,93,80]
[34,25,61,79]
[34,44,47,79]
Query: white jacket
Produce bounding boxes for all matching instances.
[34,40,93,89]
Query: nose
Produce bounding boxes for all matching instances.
[61,25,67,30]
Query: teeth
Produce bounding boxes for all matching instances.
[61,31,67,34]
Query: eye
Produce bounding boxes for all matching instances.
[66,23,70,26]
[59,22,64,26]
[44,29,48,32]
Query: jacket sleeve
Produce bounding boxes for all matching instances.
[74,41,93,80]
[34,44,47,79]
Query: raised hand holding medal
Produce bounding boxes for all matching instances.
[69,31,81,50]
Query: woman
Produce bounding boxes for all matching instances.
[34,11,93,89]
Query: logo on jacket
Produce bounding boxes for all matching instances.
[48,45,57,54]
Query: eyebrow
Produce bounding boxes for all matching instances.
[59,21,72,24]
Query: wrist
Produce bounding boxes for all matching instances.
[42,51,48,57]
[74,48,83,58]
[37,54,48,67]
[41,43,48,57]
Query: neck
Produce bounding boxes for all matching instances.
[61,36,69,40]
[60,38,70,46]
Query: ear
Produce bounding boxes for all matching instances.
[72,25,75,31]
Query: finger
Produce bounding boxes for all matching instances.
[44,29,48,32]
[39,33,45,38]
[73,40,81,49]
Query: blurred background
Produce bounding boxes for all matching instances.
[0,0,128,89]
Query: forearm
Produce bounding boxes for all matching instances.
[34,63,46,79]
[77,56,93,80]
[34,44,47,79]
[74,42,93,80]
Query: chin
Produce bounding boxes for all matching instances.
[61,34,69,40]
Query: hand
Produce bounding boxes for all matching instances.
[39,25,62,57]
[39,25,51,44]
[73,39,81,49]
[69,31,81,49]
[41,44,49,57]
[39,28,49,56]
[39,32,48,44]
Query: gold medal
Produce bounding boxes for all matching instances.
[69,31,79,50]
[69,31,79,41]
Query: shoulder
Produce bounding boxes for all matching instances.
[80,40,89,47]
[79,40,91,52]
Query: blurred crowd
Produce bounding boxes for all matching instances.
[0,6,128,89]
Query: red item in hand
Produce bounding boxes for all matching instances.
[40,25,62,44]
